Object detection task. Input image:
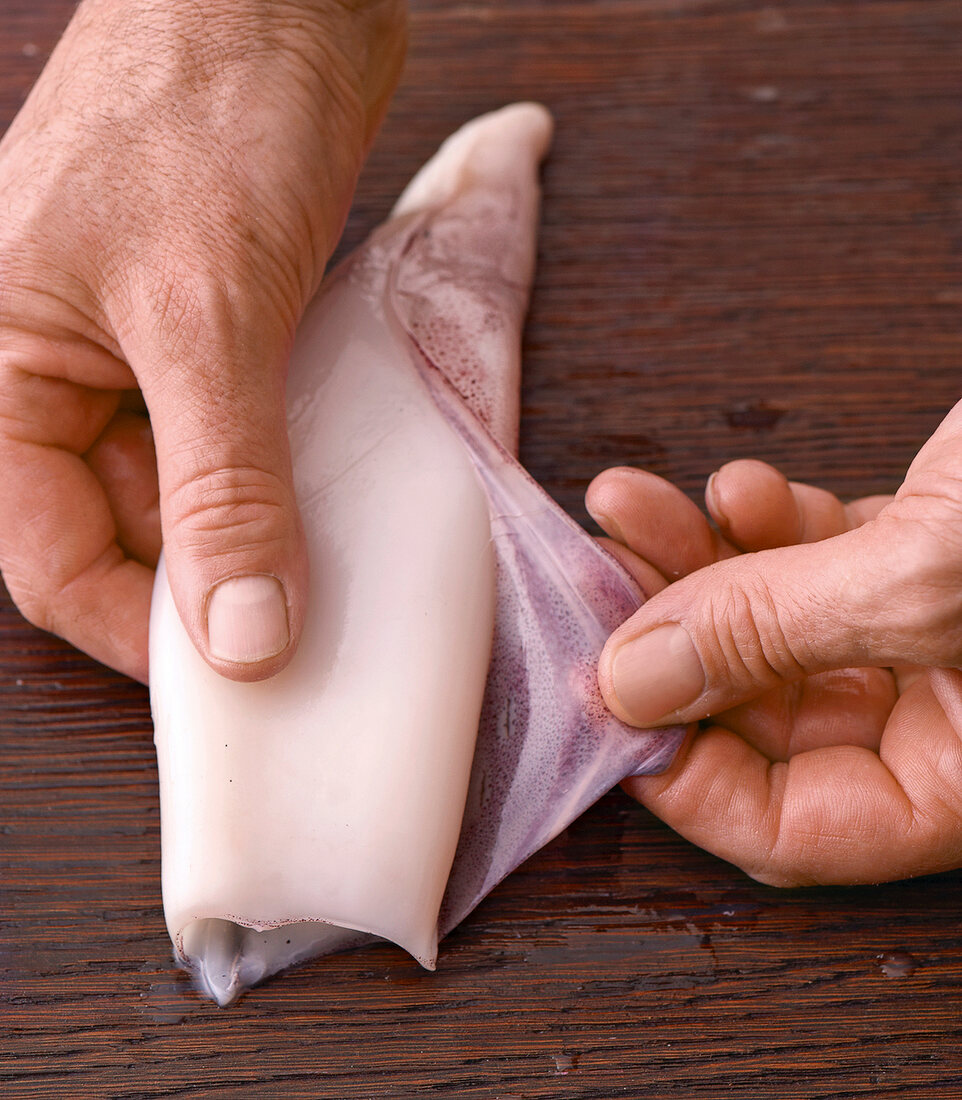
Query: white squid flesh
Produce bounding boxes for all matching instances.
[149,103,684,1005]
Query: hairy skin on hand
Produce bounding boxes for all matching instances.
[0,0,407,683]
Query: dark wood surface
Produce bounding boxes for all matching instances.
[3,1,962,1096]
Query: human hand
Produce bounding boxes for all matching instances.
[588,406,962,884]
[0,0,406,683]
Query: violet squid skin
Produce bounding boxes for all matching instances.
[148,103,685,1006]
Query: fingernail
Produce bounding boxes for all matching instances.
[585,506,626,544]
[207,575,290,664]
[610,624,704,725]
[705,471,728,526]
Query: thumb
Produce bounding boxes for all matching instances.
[135,301,307,683]
[598,513,962,726]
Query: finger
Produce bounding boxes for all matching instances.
[705,460,843,549]
[595,536,669,598]
[893,665,925,695]
[122,275,307,682]
[625,670,962,886]
[597,498,962,727]
[719,666,897,760]
[846,493,893,526]
[85,408,161,567]
[705,459,894,550]
[0,358,154,680]
[0,434,152,682]
[586,466,734,580]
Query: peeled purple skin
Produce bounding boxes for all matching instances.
[389,298,686,937]
[379,116,685,933]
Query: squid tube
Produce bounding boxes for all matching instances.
[149,103,684,1005]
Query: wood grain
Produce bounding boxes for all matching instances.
[3,1,962,1097]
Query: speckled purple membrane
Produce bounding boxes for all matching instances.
[388,294,685,937]
[425,370,684,935]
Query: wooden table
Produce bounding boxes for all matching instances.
[3,1,962,1096]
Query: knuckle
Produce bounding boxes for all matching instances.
[138,262,237,367]
[3,555,88,642]
[4,572,56,636]
[128,252,297,381]
[0,515,61,639]
[165,464,295,558]
[751,822,810,888]
[705,570,806,687]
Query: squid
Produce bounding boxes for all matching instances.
[149,103,684,1006]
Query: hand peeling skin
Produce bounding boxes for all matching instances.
[149,104,685,1006]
